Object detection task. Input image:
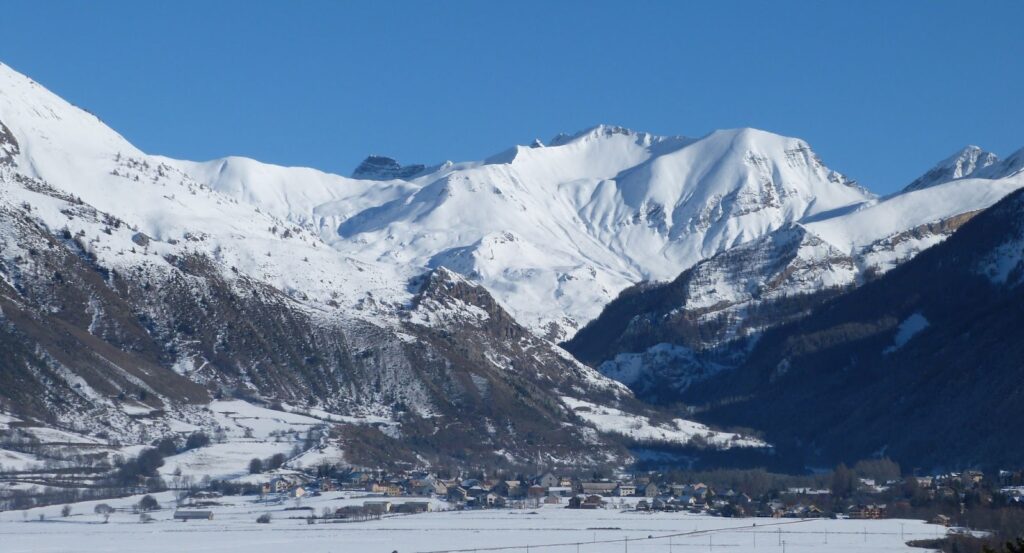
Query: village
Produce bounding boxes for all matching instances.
[165,464,1024,530]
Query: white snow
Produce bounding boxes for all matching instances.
[0,497,948,553]
[884,313,930,354]
[561,397,765,449]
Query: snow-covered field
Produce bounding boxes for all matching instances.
[0,493,945,553]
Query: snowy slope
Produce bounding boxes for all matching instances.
[165,124,873,339]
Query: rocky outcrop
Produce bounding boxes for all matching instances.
[352,155,425,180]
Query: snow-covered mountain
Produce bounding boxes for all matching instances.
[901,145,998,192]
[165,124,873,340]
[567,147,1024,398]
[685,186,1024,469]
[3,58,1022,472]
[0,61,770,469]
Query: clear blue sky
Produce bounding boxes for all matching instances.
[1,1,1021,194]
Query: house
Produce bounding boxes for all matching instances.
[568,495,605,509]
[447,486,469,503]
[547,486,573,497]
[932,514,952,527]
[173,510,213,521]
[527,485,547,499]
[674,495,696,508]
[493,480,525,498]
[614,484,636,497]
[385,483,403,497]
[636,500,650,511]
[291,486,307,499]
[961,471,985,487]
[534,473,559,489]
[268,477,295,495]
[318,478,336,492]
[580,482,618,496]
[407,479,436,497]
[639,484,660,498]
[431,480,449,496]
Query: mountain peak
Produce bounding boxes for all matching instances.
[352,154,426,181]
[902,145,999,192]
[548,124,671,148]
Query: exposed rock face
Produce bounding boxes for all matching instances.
[903,145,998,192]
[351,155,426,180]
[0,120,18,165]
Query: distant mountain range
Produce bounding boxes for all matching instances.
[1,60,1021,471]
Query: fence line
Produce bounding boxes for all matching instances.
[412,518,814,553]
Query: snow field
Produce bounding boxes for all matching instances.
[0,496,945,553]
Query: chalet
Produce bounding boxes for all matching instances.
[173,510,213,521]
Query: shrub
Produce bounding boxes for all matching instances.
[137,495,159,512]
[256,513,271,524]
[184,432,210,450]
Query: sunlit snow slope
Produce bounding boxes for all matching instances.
[168,125,873,339]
